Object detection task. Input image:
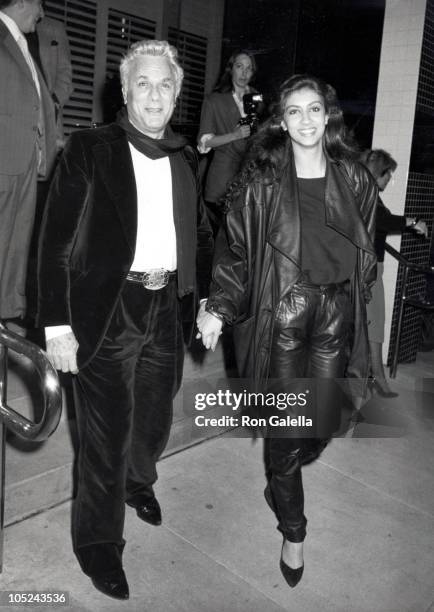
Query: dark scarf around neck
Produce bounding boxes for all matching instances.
[116,106,187,158]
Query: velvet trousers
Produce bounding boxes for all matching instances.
[71,278,184,576]
[264,280,351,543]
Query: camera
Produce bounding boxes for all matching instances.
[237,93,263,133]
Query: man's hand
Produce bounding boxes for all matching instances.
[196,312,223,351]
[196,300,208,330]
[46,331,79,374]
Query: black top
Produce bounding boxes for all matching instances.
[298,177,357,285]
[374,198,407,262]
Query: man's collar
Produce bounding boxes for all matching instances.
[0,11,23,42]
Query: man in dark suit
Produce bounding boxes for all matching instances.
[0,0,56,322]
[37,39,213,600]
[27,12,73,145]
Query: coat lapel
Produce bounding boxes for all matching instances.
[325,161,375,253]
[92,131,137,255]
[0,22,36,89]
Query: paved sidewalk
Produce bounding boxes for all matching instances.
[2,383,434,612]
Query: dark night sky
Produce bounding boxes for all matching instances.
[222,0,385,148]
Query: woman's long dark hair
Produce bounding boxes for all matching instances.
[251,75,358,169]
[213,49,257,93]
[223,74,359,207]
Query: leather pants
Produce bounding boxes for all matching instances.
[72,278,184,576]
[265,280,352,543]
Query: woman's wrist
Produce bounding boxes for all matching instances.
[206,305,225,323]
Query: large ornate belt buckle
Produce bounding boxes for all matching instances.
[141,268,169,290]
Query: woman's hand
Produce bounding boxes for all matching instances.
[233,124,251,140]
[196,312,223,351]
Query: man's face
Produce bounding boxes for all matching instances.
[19,0,44,33]
[124,55,177,139]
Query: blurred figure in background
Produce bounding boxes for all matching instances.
[0,0,57,327]
[197,49,261,236]
[360,149,428,397]
[25,10,73,322]
[27,11,73,147]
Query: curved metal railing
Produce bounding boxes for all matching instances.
[0,323,62,441]
[0,322,62,572]
[384,242,434,377]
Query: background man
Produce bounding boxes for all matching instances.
[0,0,56,323]
[27,10,73,146]
[37,40,213,600]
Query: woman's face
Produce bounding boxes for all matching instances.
[231,54,254,89]
[281,87,328,150]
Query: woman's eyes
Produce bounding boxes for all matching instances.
[286,106,322,115]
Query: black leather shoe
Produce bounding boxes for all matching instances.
[369,377,399,398]
[135,497,162,526]
[279,557,304,588]
[91,569,129,600]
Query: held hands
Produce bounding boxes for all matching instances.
[196,302,223,351]
[46,331,79,374]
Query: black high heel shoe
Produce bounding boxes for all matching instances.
[369,377,399,398]
[279,541,304,588]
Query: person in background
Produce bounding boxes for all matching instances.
[360,149,428,397]
[0,0,56,327]
[25,9,73,321]
[37,39,213,600]
[197,74,377,588]
[26,10,73,147]
[197,49,260,235]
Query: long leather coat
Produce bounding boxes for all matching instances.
[207,149,378,387]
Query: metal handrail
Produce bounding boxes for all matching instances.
[384,242,434,378]
[0,322,62,573]
[0,323,62,441]
[384,242,434,275]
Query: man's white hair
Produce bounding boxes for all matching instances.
[120,39,184,99]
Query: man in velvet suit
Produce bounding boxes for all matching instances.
[0,0,56,322]
[37,40,213,599]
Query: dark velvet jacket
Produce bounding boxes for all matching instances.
[37,123,213,368]
[207,144,378,386]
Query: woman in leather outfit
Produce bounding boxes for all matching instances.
[197,75,378,588]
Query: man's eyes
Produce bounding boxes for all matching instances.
[137,81,173,90]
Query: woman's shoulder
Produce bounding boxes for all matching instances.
[223,163,277,212]
[334,157,376,193]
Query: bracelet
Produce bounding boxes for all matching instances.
[206,308,225,323]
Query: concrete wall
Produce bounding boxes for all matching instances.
[371,0,427,357]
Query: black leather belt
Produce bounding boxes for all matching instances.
[126,269,177,290]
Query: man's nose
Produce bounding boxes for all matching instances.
[149,84,160,100]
